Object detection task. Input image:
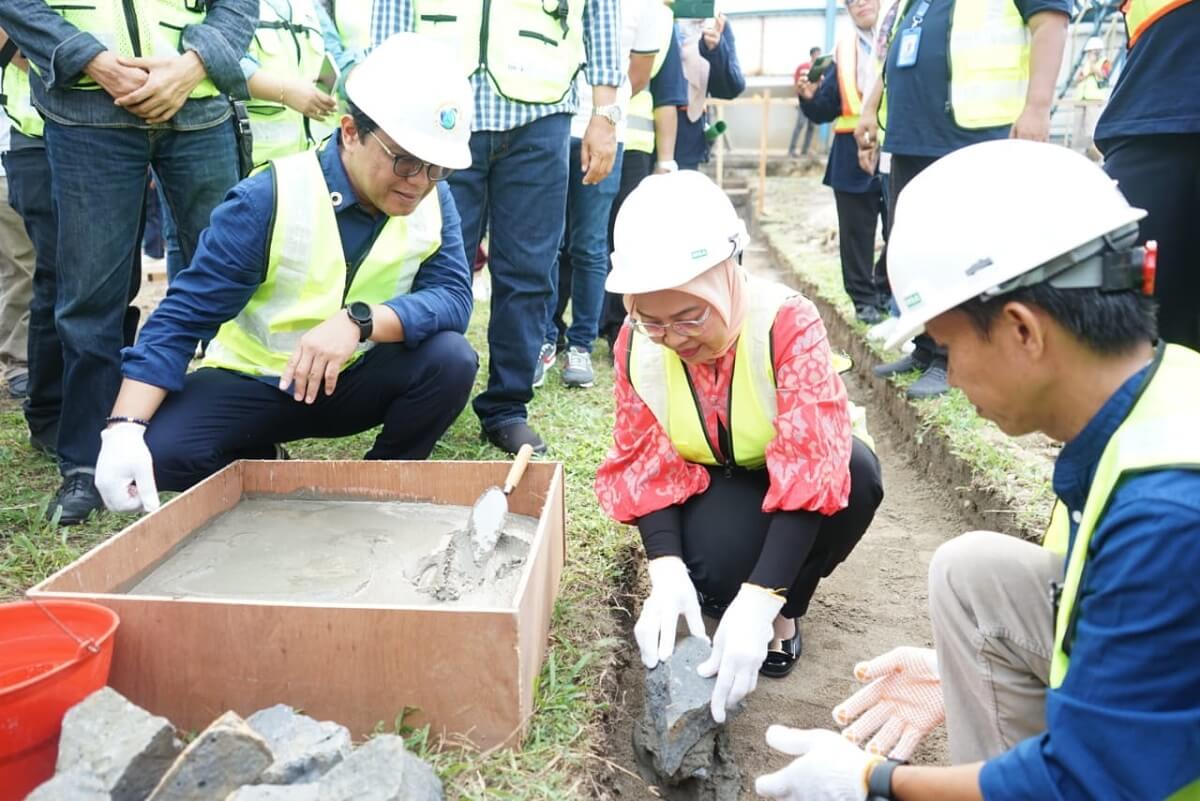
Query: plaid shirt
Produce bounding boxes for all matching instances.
[370,0,623,132]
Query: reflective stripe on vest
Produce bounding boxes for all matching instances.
[247,0,328,165]
[202,149,443,377]
[331,0,372,51]
[413,0,585,105]
[1,65,43,138]
[627,276,874,468]
[1043,344,1200,690]
[626,7,675,155]
[50,0,220,98]
[881,0,1028,131]
[834,30,864,134]
[1122,0,1194,47]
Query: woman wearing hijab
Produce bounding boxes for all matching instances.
[595,171,883,723]
[674,14,745,171]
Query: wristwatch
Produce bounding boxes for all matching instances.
[346,301,373,342]
[655,159,678,172]
[593,103,623,126]
[867,758,902,800]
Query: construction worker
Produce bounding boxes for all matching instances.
[0,0,256,524]
[243,0,336,165]
[1095,0,1200,352]
[93,34,478,510]
[755,140,1200,801]
[796,0,891,325]
[854,0,1069,399]
[1073,36,1109,101]
[596,171,883,723]
[375,0,621,456]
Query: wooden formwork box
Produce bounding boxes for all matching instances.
[28,460,566,749]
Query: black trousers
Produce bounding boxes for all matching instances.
[1101,133,1200,351]
[145,332,478,492]
[889,154,946,366]
[679,438,883,620]
[835,188,890,311]
[599,150,655,346]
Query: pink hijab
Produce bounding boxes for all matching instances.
[625,259,748,360]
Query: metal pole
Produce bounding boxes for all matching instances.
[758,91,769,217]
[821,0,839,151]
[716,103,726,189]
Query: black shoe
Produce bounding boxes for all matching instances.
[873,353,926,378]
[855,305,885,325]
[481,421,548,456]
[761,620,803,678]
[906,364,950,399]
[47,471,104,526]
[29,432,57,460]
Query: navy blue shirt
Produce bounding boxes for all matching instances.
[799,61,880,194]
[122,136,472,392]
[651,25,688,110]
[980,355,1200,801]
[1095,0,1200,147]
[881,0,1069,158]
[675,22,746,169]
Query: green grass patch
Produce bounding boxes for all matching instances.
[0,303,640,798]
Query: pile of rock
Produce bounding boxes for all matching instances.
[27,688,443,801]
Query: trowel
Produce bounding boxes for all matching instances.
[469,443,535,563]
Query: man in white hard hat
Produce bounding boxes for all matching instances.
[92,33,479,512]
[754,139,1200,801]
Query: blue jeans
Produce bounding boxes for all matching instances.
[43,120,239,473]
[447,113,570,431]
[543,139,624,352]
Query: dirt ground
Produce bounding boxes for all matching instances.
[603,248,967,800]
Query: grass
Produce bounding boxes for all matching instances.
[760,175,1055,535]
[0,299,642,799]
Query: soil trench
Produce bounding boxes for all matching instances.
[605,246,966,799]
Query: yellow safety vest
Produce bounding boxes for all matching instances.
[881,0,1029,131]
[834,29,864,134]
[330,0,372,51]
[626,7,675,155]
[1,65,43,138]
[1122,0,1195,47]
[627,276,873,469]
[413,0,585,105]
[49,0,220,98]
[246,0,328,165]
[203,149,443,377]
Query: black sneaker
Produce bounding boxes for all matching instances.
[907,364,950,399]
[481,421,548,455]
[855,305,885,325]
[47,471,104,526]
[872,353,926,378]
[29,431,57,460]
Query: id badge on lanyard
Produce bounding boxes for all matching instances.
[896,0,931,68]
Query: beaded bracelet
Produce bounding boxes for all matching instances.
[105,416,151,427]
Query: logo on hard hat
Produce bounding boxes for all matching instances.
[438,105,458,131]
[690,248,708,260]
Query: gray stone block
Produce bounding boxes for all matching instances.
[633,636,741,801]
[246,704,351,784]
[26,769,112,801]
[147,711,273,801]
[55,686,182,801]
[224,785,320,801]
[316,735,443,801]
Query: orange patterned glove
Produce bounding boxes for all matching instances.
[832,646,944,761]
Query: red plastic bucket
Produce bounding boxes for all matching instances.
[0,600,120,801]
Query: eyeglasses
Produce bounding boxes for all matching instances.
[369,131,454,182]
[630,306,712,339]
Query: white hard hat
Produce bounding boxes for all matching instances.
[1083,36,1105,52]
[607,171,749,294]
[885,140,1146,350]
[345,33,473,170]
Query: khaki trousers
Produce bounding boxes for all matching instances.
[928,530,1064,764]
[0,174,34,380]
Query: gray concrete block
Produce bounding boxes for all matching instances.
[246,704,351,784]
[26,769,112,801]
[316,735,442,801]
[147,711,273,801]
[55,687,182,801]
[224,785,320,801]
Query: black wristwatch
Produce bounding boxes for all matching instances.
[867,758,902,800]
[346,301,373,342]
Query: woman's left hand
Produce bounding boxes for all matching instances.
[698,583,784,722]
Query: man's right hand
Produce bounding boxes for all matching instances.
[84,50,149,100]
[95,422,161,513]
[634,556,709,669]
[854,113,880,174]
[284,80,337,120]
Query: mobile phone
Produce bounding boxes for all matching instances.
[315,53,339,94]
[672,0,716,19]
[806,54,835,83]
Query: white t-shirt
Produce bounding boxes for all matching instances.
[570,0,666,142]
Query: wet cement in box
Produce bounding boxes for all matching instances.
[125,497,537,607]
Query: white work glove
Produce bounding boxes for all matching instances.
[755,726,880,801]
[634,556,709,669]
[698,583,785,723]
[832,646,944,760]
[95,422,161,513]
